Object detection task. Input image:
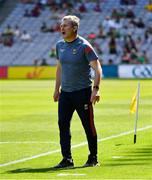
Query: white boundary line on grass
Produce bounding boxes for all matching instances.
[57,173,86,177]
[0,125,151,168]
[0,141,58,144]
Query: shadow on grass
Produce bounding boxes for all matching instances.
[5,166,89,174]
[4,145,152,173]
[105,145,152,166]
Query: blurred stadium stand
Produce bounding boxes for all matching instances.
[0,0,152,66]
[0,0,19,23]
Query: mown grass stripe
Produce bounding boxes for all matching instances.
[0,125,151,168]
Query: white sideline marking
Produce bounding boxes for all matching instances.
[57,173,86,177]
[112,156,123,159]
[0,141,58,144]
[0,125,151,168]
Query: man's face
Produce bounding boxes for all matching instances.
[60,19,76,40]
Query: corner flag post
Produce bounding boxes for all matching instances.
[134,82,140,144]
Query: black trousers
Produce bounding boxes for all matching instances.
[58,87,97,159]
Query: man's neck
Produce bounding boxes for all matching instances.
[65,35,78,42]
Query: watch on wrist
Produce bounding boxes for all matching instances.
[93,85,99,90]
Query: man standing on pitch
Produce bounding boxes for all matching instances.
[53,15,102,168]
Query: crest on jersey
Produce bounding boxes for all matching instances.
[60,48,65,52]
[72,49,77,54]
[84,104,88,110]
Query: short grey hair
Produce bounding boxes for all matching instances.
[61,15,80,29]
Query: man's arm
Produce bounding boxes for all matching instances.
[53,61,62,102]
[90,59,102,104]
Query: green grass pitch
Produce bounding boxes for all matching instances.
[0,79,152,179]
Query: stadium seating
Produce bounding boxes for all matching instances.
[0,0,151,66]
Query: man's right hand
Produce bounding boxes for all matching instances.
[53,90,60,102]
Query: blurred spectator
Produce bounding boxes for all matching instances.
[33,59,39,66]
[128,35,137,51]
[31,3,41,17]
[13,25,21,37]
[78,3,87,13]
[41,58,48,65]
[94,2,102,12]
[49,48,56,57]
[145,1,152,12]
[114,18,123,29]
[109,36,117,54]
[20,30,32,42]
[40,22,49,32]
[124,35,137,53]
[23,9,31,17]
[108,27,120,38]
[121,49,131,64]
[52,22,60,32]
[49,8,60,19]
[97,24,106,38]
[136,52,145,64]
[130,48,138,63]
[144,29,149,39]
[108,18,122,31]
[3,25,14,35]
[135,36,142,50]
[111,8,120,19]
[126,8,135,19]
[118,8,126,18]
[2,34,14,47]
[2,25,14,46]
[88,32,96,40]
[108,59,114,64]
[61,2,73,13]
[33,58,48,66]
[103,16,116,31]
[144,30,151,44]
[49,9,65,20]
[49,22,60,33]
[137,51,149,64]
[102,16,110,29]
[120,0,137,5]
[91,41,102,55]
[143,51,149,64]
[136,18,145,28]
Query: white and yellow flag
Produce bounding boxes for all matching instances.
[130,83,140,144]
[130,91,137,114]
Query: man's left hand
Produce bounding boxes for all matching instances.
[90,89,100,105]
